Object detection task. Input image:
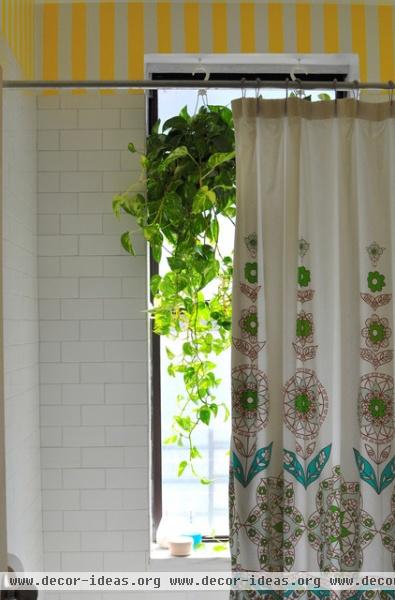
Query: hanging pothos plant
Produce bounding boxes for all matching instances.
[113,104,236,483]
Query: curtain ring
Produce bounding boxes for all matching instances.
[241,77,246,99]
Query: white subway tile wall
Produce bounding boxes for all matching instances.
[4,58,42,570]
[38,92,150,572]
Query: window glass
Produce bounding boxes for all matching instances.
[158,86,335,536]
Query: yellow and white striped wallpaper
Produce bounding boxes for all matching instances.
[35,1,395,84]
[1,0,35,77]
[1,1,395,83]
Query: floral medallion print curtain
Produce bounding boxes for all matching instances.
[230,98,395,591]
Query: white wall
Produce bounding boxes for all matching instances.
[37,92,150,575]
[3,54,42,569]
[37,92,229,600]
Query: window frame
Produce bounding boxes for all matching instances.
[150,70,347,542]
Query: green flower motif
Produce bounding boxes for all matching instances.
[369,322,386,344]
[296,317,313,338]
[240,389,258,411]
[295,393,311,414]
[368,396,387,419]
[245,233,257,258]
[244,262,258,284]
[361,314,391,350]
[298,266,311,288]
[243,313,258,336]
[367,270,386,293]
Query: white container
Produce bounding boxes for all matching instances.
[156,514,188,549]
[168,536,193,557]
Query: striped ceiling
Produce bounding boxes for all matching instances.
[1,2,395,83]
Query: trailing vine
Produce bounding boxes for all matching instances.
[113,105,236,483]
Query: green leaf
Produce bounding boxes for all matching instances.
[161,146,189,170]
[178,460,188,477]
[209,403,218,417]
[213,544,228,552]
[199,406,211,426]
[192,187,214,214]
[128,142,137,153]
[150,274,161,296]
[179,106,191,123]
[174,416,192,432]
[164,435,178,445]
[162,116,188,131]
[207,151,235,170]
[152,242,162,263]
[209,219,219,243]
[167,256,185,271]
[112,195,123,218]
[151,119,161,134]
[190,446,202,459]
[200,477,213,485]
[182,342,194,356]
[164,191,183,225]
[165,347,175,360]
[143,224,159,242]
[120,231,135,255]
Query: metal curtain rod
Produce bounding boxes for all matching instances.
[2,78,395,91]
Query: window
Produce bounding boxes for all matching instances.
[149,64,348,541]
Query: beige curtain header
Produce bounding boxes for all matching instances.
[232,97,395,121]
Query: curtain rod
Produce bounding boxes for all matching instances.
[2,79,395,91]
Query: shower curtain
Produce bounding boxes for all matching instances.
[230,97,395,585]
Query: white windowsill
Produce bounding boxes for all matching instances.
[148,545,231,571]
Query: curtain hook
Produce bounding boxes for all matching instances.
[255,77,261,112]
[255,77,261,98]
[388,80,394,106]
[295,77,304,99]
[241,77,246,99]
[285,77,289,115]
[353,79,360,101]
